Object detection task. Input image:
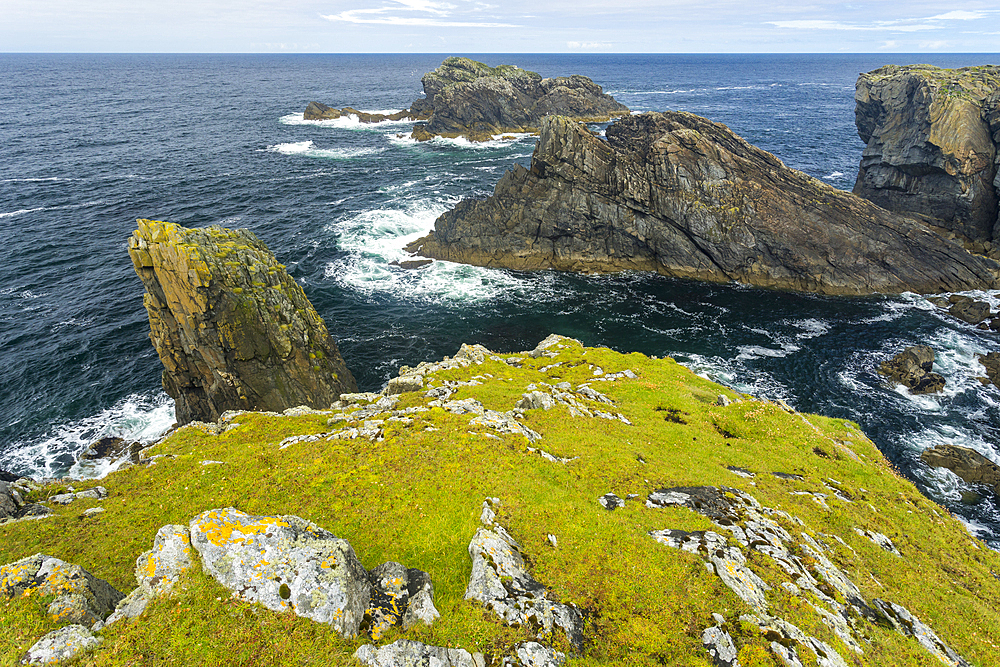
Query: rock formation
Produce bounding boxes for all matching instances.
[128,219,357,425]
[921,444,1000,495]
[878,345,945,394]
[854,64,1000,246]
[407,112,1000,295]
[303,57,628,142]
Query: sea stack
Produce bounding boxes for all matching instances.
[854,64,1000,248]
[407,112,1000,296]
[128,219,357,425]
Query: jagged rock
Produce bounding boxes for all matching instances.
[0,482,17,519]
[409,56,628,141]
[19,624,101,666]
[465,522,583,647]
[406,113,999,296]
[354,639,485,667]
[702,624,739,667]
[106,524,194,625]
[598,493,625,510]
[189,508,370,638]
[0,469,19,482]
[920,443,1000,494]
[365,561,439,640]
[303,101,413,123]
[502,642,566,667]
[0,553,124,626]
[385,375,423,395]
[516,391,556,411]
[979,351,1000,388]
[854,64,1000,243]
[873,599,972,667]
[128,219,357,425]
[946,295,993,324]
[78,436,140,462]
[878,345,945,394]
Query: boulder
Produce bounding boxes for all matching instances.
[0,553,124,626]
[189,508,370,638]
[503,642,567,667]
[980,351,1000,388]
[106,524,194,624]
[303,101,413,123]
[878,345,946,394]
[79,437,141,462]
[947,295,993,324]
[19,625,101,666]
[853,64,1000,243]
[0,481,17,519]
[409,57,629,142]
[920,444,1000,494]
[365,561,440,640]
[406,113,1000,296]
[128,219,357,425]
[354,640,485,667]
[0,469,18,482]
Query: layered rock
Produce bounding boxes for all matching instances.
[407,112,1000,295]
[410,57,629,142]
[854,64,1000,245]
[128,219,356,425]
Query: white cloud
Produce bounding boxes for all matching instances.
[879,40,898,50]
[919,40,950,49]
[567,41,612,49]
[322,0,520,27]
[767,19,936,32]
[927,11,987,21]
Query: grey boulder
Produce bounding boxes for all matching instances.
[19,625,101,666]
[354,639,485,667]
[106,524,194,624]
[0,553,124,626]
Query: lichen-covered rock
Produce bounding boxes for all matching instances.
[128,219,357,425]
[189,508,370,638]
[502,642,566,667]
[410,56,629,142]
[854,64,1000,243]
[354,639,485,667]
[0,554,123,626]
[878,345,945,394]
[19,624,101,666]
[873,599,972,667]
[106,524,194,624]
[702,624,739,667]
[365,561,439,640]
[0,481,17,519]
[407,113,999,296]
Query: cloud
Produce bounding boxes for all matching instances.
[768,9,995,33]
[879,40,898,50]
[919,40,950,49]
[567,41,612,49]
[926,11,987,21]
[322,0,520,28]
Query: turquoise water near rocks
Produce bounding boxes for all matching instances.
[2,53,1000,546]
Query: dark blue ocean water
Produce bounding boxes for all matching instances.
[3,53,1000,545]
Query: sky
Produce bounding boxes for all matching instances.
[3,0,1000,53]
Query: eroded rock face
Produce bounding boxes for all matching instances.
[189,508,370,638]
[128,219,357,425]
[854,64,1000,244]
[878,345,945,394]
[410,57,629,141]
[407,112,999,295]
[0,553,123,626]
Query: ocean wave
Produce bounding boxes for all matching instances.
[0,207,46,219]
[278,112,415,130]
[822,171,845,180]
[265,140,386,160]
[1,177,74,183]
[0,392,175,480]
[388,132,534,151]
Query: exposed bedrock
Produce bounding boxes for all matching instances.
[128,219,357,425]
[854,64,1000,245]
[407,112,1000,295]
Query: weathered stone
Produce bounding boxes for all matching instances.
[189,508,370,638]
[0,553,124,626]
[365,561,440,640]
[854,64,1000,243]
[128,219,357,425]
[874,599,972,667]
[303,101,412,123]
[920,443,1000,494]
[407,113,999,296]
[385,375,423,395]
[979,351,1000,389]
[106,524,194,625]
[598,493,625,510]
[0,469,19,482]
[702,624,739,667]
[354,639,485,667]
[0,481,17,519]
[410,57,628,142]
[516,391,556,411]
[79,437,138,461]
[878,345,945,394]
[19,625,101,666]
[947,295,992,324]
[503,642,566,667]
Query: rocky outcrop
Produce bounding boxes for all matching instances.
[407,112,1000,295]
[878,345,945,394]
[921,444,1000,494]
[128,219,356,425]
[354,640,486,667]
[410,57,629,141]
[0,553,124,626]
[303,101,418,123]
[854,64,1000,245]
[105,524,194,625]
[20,625,101,666]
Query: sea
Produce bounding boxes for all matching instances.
[3,53,1000,547]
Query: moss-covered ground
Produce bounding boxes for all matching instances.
[2,338,999,666]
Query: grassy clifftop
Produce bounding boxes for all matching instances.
[2,336,999,666]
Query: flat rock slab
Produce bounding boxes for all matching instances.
[189,508,370,638]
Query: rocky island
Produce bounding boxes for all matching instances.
[407,112,1000,295]
[304,56,629,142]
[854,64,1000,250]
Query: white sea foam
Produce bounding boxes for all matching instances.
[790,318,830,339]
[1,177,71,183]
[278,112,414,130]
[265,140,385,160]
[0,392,175,480]
[389,132,534,151]
[0,207,46,219]
[822,171,845,180]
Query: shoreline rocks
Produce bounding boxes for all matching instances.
[128,219,357,425]
[878,345,945,394]
[921,444,1000,495]
[407,112,1000,295]
[854,64,1000,246]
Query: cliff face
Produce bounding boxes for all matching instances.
[410,57,630,142]
[128,219,356,425]
[407,112,1000,295]
[854,64,1000,245]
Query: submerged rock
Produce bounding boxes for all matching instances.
[854,64,1000,244]
[128,219,357,425]
[878,345,946,394]
[406,112,999,295]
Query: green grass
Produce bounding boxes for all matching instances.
[2,339,999,666]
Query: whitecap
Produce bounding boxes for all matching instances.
[822,171,845,180]
[265,140,385,160]
[278,111,414,130]
[389,133,534,151]
[0,207,46,219]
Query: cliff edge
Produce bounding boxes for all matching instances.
[407,112,1000,295]
[128,219,356,425]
